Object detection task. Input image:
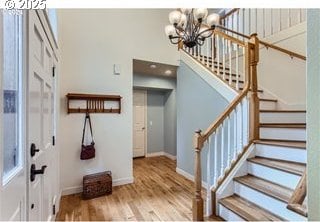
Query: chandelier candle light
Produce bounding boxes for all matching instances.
[165,9,220,48]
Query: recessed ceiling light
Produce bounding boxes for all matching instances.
[150,64,157,69]
[164,70,172,75]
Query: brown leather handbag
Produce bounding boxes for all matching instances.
[80,113,95,160]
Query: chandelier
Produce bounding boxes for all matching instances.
[165,9,220,48]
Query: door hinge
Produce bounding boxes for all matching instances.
[52,204,56,215]
[52,136,55,146]
[52,67,55,77]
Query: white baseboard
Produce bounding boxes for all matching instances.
[146,152,164,158]
[164,152,177,160]
[146,151,177,160]
[61,177,134,196]
[176,167,207,189]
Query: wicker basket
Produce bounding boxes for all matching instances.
[83,171,112,199]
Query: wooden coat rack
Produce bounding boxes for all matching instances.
[66,93,122,114]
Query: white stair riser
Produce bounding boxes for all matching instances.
[255,144,306,164]
[247,162,300,189]
[260,101,277,110]
[234,183,307,221]
[218,204,245,221]
[260,112,306,124]
[260,127,306,141]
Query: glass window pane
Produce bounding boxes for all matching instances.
[2,11,23,180]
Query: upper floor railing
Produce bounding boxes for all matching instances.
[220,8,306,40]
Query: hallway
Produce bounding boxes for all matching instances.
[57,156,198,221]
[57,156,219,221]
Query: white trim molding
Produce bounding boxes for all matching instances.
[146,151,177,160]
[176,167,207,189]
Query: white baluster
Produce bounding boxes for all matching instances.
[213,132,218,188]
[222,39,226,80]
[271,9,274,35]
[242,47,246,84]
[236,45,239,90]
[207,39,210,68]
[228,40,232,86]
[227,116,231,168]
[211,36,215,72]
[263,8,266,38]
[288,9,292,28]
[217,35,220,76]
[233,109,238,161]
[237,10,240,38]
[238,102,243,154]
[220,124,224,177]
[243,98,249,146]
[206,137,212,216]
[197,45,200,61]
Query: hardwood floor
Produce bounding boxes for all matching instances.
[56,156,221,221]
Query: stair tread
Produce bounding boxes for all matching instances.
[219,194,284,221]
[260,123,306,128]
[259,98,278,102]
[247,157,305,176]
[234,175,293,203]
[260,109,306,113]
[254,139,306,149]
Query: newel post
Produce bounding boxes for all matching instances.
[249,34,260,141]
[192,130,204,221]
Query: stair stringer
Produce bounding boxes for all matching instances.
[214,143,255,215]
[180,51,237,103]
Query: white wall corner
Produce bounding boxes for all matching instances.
[164,152,177,160]
[180,51,237,103]
[176,167,207,189]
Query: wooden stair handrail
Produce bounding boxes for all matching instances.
[287,170,307,217]
[192,32,261,220]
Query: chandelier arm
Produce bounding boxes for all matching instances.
[169,36,181,44]
[196,27,214,40]
[196,38,205,46]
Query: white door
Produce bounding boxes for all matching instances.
[0,10,27,221]
[28,11,55,221]
[133,90,147,158]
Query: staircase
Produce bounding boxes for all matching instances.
[218,95,307,221]
[180,18,307,221]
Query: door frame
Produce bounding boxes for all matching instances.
[0,10,28,221]
[133,89,148,157]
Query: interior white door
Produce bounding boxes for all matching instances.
[0,10,26,221]
[133,90,147,158]
[28,11,55,221]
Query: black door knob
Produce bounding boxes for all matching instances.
[30,143,40,157]
[30,164,47,182]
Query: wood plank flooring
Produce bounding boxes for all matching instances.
[56,156,221,221]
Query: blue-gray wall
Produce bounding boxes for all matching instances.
[164,90,177,156]
[177,61,229,180]
[133,74,177,156]
[147,91,164,153]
